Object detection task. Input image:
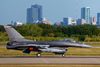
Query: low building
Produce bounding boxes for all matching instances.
[41,18,51,25]
[54,22,62,26]
[63,17,76,26]
[77,19,87,25]
[14,21,23,26]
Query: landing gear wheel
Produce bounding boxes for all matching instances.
[36,52,41,57]
[37,53,41,57]
[62,54,65,57]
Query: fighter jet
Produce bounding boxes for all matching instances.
[4,26,91,57]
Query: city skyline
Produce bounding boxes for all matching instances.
[1,0,100,25]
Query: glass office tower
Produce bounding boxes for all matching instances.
[81,7,90,24]
[27,4,42,23]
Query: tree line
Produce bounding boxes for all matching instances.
[0,24,100,37]
[0,24,100,41]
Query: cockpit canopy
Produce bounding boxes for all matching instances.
[55,38,82,44]
[62,39,76,43]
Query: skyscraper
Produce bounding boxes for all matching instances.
[97,13,100,25]
[81,7,90,24]
[27,4,43,23]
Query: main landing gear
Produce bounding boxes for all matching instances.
[62,54,65,57]
[36,52,41,57]
[36,52,66,57]
[54,52,66,57]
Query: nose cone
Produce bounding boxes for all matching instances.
[77,43,92,48]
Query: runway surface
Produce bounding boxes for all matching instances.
[0,56,100,65]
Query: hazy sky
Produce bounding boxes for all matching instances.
[0,0,100,25]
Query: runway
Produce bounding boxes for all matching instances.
[0,56,100,65]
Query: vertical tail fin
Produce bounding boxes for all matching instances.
[4,26,25,41]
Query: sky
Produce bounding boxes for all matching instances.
[0,0,100,25]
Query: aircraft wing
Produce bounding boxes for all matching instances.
[21,44,66,54]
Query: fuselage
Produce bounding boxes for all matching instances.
[7,40,91,50]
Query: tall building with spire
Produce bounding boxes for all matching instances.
[81,7,91,24]
[27,4,43,24]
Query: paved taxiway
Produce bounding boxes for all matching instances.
[0,56,100,64]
